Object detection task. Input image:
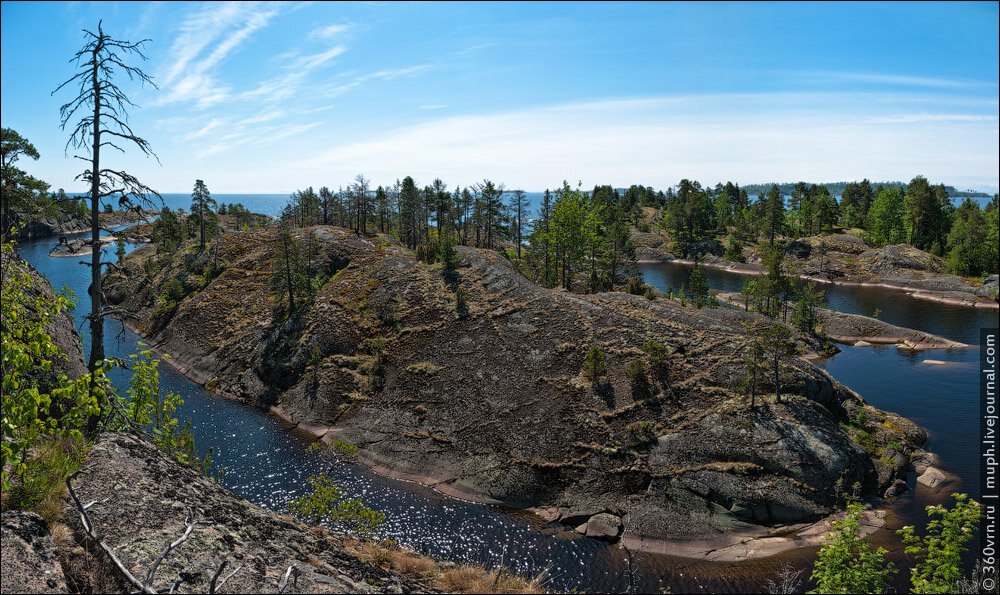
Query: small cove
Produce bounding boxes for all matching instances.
[14,229,995,593]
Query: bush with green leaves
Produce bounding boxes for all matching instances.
[625,421,657,449]
[626,276,645,295]
[582,345,606,383]
[898,493,982,593]
[624,359,651,397]
[1,238,102,493]
[688,260,710,307]
[287,473,385,536]
[809,502,896,594]
[161,278,185,303]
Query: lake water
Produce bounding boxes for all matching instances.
[16,228,997,593]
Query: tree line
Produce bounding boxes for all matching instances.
[660,176,998,278]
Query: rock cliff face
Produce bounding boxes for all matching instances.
[57,433,431,594]
[105,226,926,551]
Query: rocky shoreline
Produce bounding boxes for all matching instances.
[715,292,970,351]
[634,230,998,309]
[102,225,934,561]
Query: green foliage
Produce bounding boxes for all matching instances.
[808,502,896,594]
[269,223,309,316]
[625,359,651,397]
[306,438,360,462]
[739,278,757,312]
[364,337,387,393]
[792,281,825,333]
[2,438,86,520]
[114,236,127,263]
[441,238,459,270]
[740,338,765,409]
[898,493,982,593]
[1,239,101,492]
[868,187,907,247]
[1,128,52,238]
[642,340,670,389]
[762,323,798,403]
[626,276,645,295]
[190,179,218,251]
[688,260,710,307]
[118,347,215,475]
[724,233,743,262]
[625,421,657,449]
[161,278,185,303]
[582,345,607,383]
[287,473,385,535]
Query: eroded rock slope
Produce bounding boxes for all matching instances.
[105,226,926,547]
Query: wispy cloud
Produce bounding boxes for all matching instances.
[156,2,283,107]
[865,113,998,124]
[801,71,992,90]
[288,45,347,70]
[299,93,999,190]
[309,22,352,39]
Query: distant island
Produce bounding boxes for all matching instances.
[740,181,993,198]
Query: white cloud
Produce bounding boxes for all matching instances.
[289,45,347,70]
[309,23,352,39]
[802,71,992,90]
[298,93,999,190]
[156,2,282,106]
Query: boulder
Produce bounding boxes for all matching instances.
[582,513,622,541]
[917,466,953,489]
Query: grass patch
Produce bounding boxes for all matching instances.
[0,437,86,524]
[434,564,547,594]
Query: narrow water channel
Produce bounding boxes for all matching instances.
[15,231,995,593]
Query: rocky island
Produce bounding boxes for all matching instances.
[103,224,930,559]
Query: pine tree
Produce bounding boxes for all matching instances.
[190,179,217,251]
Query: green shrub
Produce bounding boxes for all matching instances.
[625,359,651,397]
[582,345,606,382]
[809,502,896,594]
[161,278,185,303]
[625,421,657,449]
[287,473,385,535]
[898,493,982,593]
[1,238,101,493]
[440,240,459,270]
[626,276,645,295]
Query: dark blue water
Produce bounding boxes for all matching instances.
[18,231,638,594]
[17,227,997,593]
[640,261,996,345]
[156,192,551,221]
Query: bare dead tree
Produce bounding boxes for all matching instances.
[52,20,161,389]
[67,467,242,594]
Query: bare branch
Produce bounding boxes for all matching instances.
[66,468,152,593]
[277,564,297,594]
[209,560,243,594]
[144,507,198,591]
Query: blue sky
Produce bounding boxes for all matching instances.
[2,1,997,194]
